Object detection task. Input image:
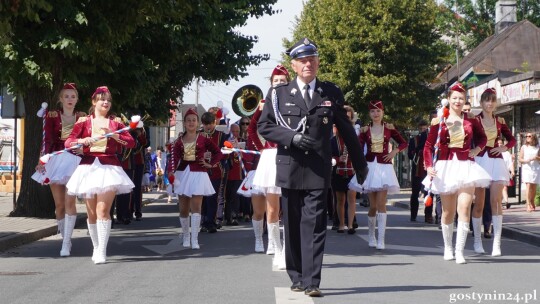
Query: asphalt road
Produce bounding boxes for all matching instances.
[0,200,538,304]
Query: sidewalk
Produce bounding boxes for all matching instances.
[389,189,540,247]
[0,191,165,252]
[0,189,538,252]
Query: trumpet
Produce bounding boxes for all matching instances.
[232,84,263,117]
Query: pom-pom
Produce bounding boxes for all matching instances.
[39,154,51,164]
[217,100,224,108]
[168,174,175,184]
[442,107,450,118]
[224,141,233,149]
[129,115,141,129]
[43,177,50,185]
[440,98,448,107]
[424,195,433,207]
[222,107,229,116]
[216,109,223,119]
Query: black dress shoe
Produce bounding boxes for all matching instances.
[200,226,208,233]
[290,282,304,292]
[347,228,356,235]
[231,219,239,226]
[304,286,322,297]
[337,229,344,233]
[208,226,217,233]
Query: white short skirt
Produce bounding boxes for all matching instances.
[237,170,263,197]
[349,161,400,194]
[252,148,281,195]
[422,156,491,195]
[475,153,510,185]
[66,158,134,198]
[173,166,215,197]
[31,152,81,185]
[522,165,540,184]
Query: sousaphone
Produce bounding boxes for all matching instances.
[232,84,263,117]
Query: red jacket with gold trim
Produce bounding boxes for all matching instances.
[475,112,516,159]
[358,122,408,164]
[169,133,223,173]
[43,110,86,153]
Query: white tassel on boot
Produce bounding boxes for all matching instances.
[455,221,469,264]
[368,216,377,248]
[191,213,201,249]
[57,218,65,239]
[471,217,485,254]
[376,213,387,250]
[94,219,111,264]
[179,217,190,247]
[87,220,99,262]
[60,214,77,257]
[441,223,454,261]
[252,220,264,253]
[266,222,275,255]
[491,215,502,257]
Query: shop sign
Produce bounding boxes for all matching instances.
[501,80,530,104]
[529,81,540,99]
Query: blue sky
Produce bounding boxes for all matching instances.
[181,0,305,123]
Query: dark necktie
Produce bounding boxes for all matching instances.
[303,84,312,108]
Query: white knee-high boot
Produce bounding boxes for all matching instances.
[179,217,190,247]
[266,221,275,255]
[57,218,65,239]
[472,217,485,254]
[455,221,469,264]
[368,216,377,247]
[269,222,283,268]
[441,223,454,260]
[191,213,201,249]
[277,230,286,270]
[87,220,99,262]
[376,213,387,250]
[94,219,111,264]
[252,219,264,253]
[492,215,503,257]
[60,214,77,257]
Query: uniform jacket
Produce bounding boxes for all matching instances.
[169,133,223,173]
[408,131,428,177]
[475,112,516,159]
[331,134,354,177]
[359,122,408,164]
[44,110,86,153]
[121,129,147,170]
[423,113,487,168]
[65,115,136,166]
[258,77,367,190]
[202,129,227,180]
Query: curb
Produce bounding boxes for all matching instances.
[388,199,540,248]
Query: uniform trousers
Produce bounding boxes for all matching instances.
[130,164,144,218]
[282,188,327,288]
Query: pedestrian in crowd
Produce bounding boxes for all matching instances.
[164,141,175,204]
[142,147,152,192]
[155,147,165,191]
[472,88,516,256]
[115,125,147,225]
[65,86,136,264]
[407,119,432,223]
[423,82,491,264]
[128,126,148,221]
[258,38,368,297]
[462,101,472,113]
[200,111,228,233]
[499,139,515,208]
[519,132,540,212]
[249,64,290,268]
[239,116,250,141]
[331,105,358,234]
[349,100,408,250]
[224,123,243,225]
[32,83,86,257]
[168,108,223,249]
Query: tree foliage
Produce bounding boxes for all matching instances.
[285,0,448,128]
[0,0,277,217]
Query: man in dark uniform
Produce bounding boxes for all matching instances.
[258,38,368,297]
[408,120,433,222]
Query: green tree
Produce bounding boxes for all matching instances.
[286,0,448,128]
[0,0,277,218]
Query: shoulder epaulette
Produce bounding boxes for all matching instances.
[47,111,58,118]
[114,117,122,123]
[360,126,369,133]
[431,117,440,126]
[467,112,475,119]
[497,116,506,124]
[385,123,395,130]
[76,116,88,123]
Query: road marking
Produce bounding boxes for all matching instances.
[275,287,314,304]
[356,235,476,255]
[118,235,186,255]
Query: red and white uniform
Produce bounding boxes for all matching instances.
[250,108,280,195]
[169,133,223,197]
[349,122,407,194]
[475,113,516,185]
[32,110,85,185]
[65,115,136,197]
[422,113,491,194]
